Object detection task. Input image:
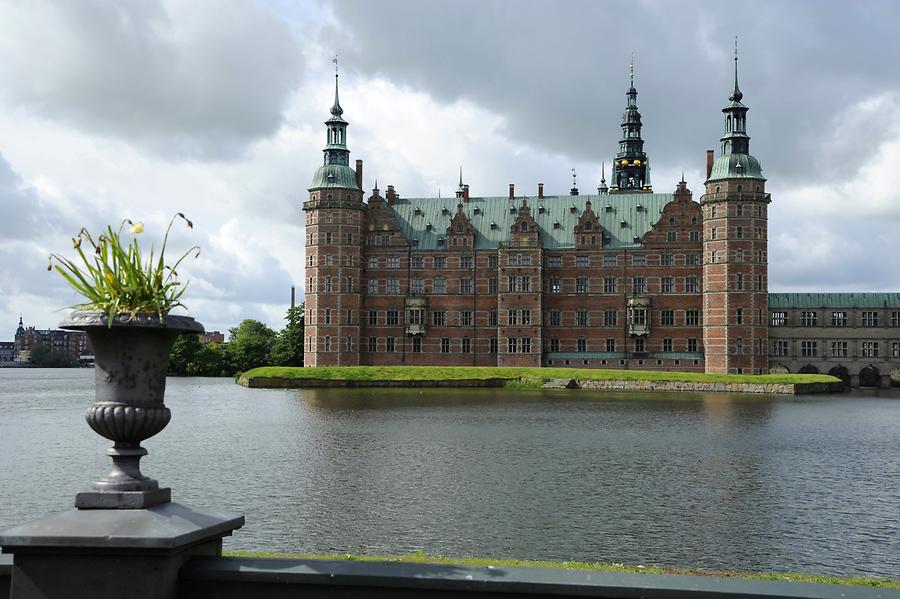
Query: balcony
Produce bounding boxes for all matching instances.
[628,296,651,337]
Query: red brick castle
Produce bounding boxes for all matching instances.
[303,57,770,375]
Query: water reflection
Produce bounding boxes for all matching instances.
[1,371,898,578]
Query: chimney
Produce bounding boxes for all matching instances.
[509,183,515,200]
[463,184,470,203]
[355,159,363,189]
[291,285,296,310]
[386,185,396,203]
[706,150,714,180]
[538,183,544,199]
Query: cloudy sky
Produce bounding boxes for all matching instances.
[1,0,898,340]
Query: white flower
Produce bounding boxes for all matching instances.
[130,222,144,235]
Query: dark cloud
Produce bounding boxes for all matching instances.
[329,0,900,188]
[0,0,303,159]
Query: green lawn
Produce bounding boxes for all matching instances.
[241,365,839,388]
[223,551,899,589]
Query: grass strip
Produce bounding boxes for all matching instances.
[222,551,898,588]
[241,365,840,388]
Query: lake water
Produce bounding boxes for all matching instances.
[1,368,898,578]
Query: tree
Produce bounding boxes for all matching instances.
[271,304,304,367]
[168,333,203,376]
[225,319,277,375]
[29,345,77,367]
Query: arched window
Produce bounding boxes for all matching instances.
[520,222,529,232]
[584,221,593,231]
[737,185,742,192]
[668,217,675,226]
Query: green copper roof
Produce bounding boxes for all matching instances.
[768,293,900,309]
[389,193,676,251]
[309,164,360,191]
[707,153,763,181]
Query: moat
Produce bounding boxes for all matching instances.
[1,369,898,579]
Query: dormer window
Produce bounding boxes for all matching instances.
[553,220,560,229]
[605,205,612,213]
[490,221,498,230]
[411,239,419,246]
[509,205,516,213]
[633,236,640,243]
[441,207,449,215]
[425,223,433,232]
[538,205,545,214]
[473,207,481,215]
[668,217,675,225]
[570,204,577,214]
[620,220,627,228]
[636,204,644,212]
[437,238,445,246]
[414,207,421,215]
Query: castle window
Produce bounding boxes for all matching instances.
[662,253,674,266]
[553,221,560,229]
[460,256,473,268]
[689,230,700,242]
[736,249,744,262]
[736,226,744,239]
[387,310,399,326]
[771,311,787,326]
[434,256,446,268]
[661,277,674,293]
[368,311,378,326]
[584,221,593,231]
[490,338,498,353]
[550,338,560,352]
[576,277,588,293]
[459,278,473,294]
[459,310,473,326]
[425,223,433,231]
[605,205,612,213]
[433,277,447,294]
[661,309,674,325]
[570,205,577,214]
[488,255,498,268]
[473,206,481,215]
[432,311,446,326]
[666,231,677,242]
[489,310,498,326]
[737,185,742,192]
[520,222,529,232]
[736,308,744,325]
[715,186,720,194]
[862,311,880,327]
[508,309,518,326]
[668,217,676,226]
[324,276,333,292]
[489,277,498,293]
[632,236,640,243]
[577,338,587,352]
[441,207,449,215]
[411,256,423,268]
[461,338,472,353]
[368,337,377,352]
[437,238,445,246]
[620,220,627,228]
[387,256,400,268]
[711,228,717,240]
[324,336,332,352]
[736,204,744,216]
[632,276,646,294]
[632,254,646,267]
[413,206,421,215]
[801,341,819,357]
[686,276,699,293]
[603,277,617,294]
[736,273,744,290]
[548,256,561,267]
[510,205,517,213]
[490,221,498,230]
[324,309,332,325]
[456,223,464,233]
[576,255,589,267]
[538,205,545,214]
[549,310,561,326]
[636,204,643,212]
[800,311,817,326]
[411,337,421,353]
[410,278,425,294]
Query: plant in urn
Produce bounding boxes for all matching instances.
[50,214,201,509]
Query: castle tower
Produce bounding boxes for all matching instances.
[610,59,651,193]
[701,45,770,375]
[303,64,364,366]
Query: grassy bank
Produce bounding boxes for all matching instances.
[240,365,839,388]
[223,551,898,589]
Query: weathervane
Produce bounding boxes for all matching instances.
[629,52,635,85]
[572,168,577,187]
[333,54,339,78]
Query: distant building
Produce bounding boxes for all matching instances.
[200,331,225,345]
[768,294,900,387]
[14,316,90,363]
[0,341,14,363]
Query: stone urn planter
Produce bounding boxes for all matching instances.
[60,310,204,509]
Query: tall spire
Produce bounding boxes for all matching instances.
[730,37,743,103]
[598,162,609,195]
[611,54,650,193]
[456,166,465,199]
[331,55,343,117]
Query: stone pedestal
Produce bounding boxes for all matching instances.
[0,502,243,599]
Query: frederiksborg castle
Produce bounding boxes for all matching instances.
[302,58,900,387]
